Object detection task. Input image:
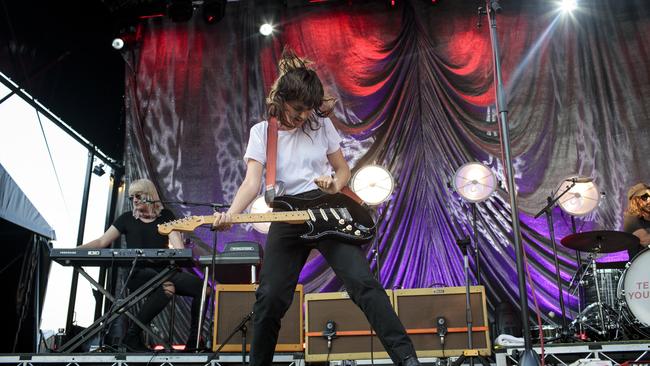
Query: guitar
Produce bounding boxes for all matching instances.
[157,192,376,245]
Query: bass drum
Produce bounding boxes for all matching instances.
[617,249,650,338]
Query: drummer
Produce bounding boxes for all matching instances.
[623,182,650,259]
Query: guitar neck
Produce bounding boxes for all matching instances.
[198,211,310,225]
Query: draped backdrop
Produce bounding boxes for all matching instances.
[121,0,650,336]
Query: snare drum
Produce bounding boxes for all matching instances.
[617,249,650,338]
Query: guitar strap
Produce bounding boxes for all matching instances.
[265,117,279,204]
[265,117,364,205]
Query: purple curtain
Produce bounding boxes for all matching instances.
[123,0,650,337]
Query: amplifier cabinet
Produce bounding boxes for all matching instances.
[304,291,393,362]
[393,286,491,358]
[212,284,303,352]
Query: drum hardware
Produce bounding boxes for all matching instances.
[561,231,640,341]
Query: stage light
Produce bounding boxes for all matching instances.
[92,164,106,177]
[112,26,143,51]
[558,0,577,13]
[202,0,226,24]
[350,165,395,206]
[168,0,194,22]
[555,176,599,216]
[111,38,125,50]
[259,23,274,36]
[250,195,272,234]
[452,162,497,203]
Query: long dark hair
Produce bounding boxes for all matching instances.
[266,47,336,132]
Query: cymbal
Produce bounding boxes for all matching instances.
[560,230,640,253]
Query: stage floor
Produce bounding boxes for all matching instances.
[495,340,650,366]
[2,341,649,366]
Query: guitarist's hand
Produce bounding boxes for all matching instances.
[212,212,233,231]
[314,175,339,194]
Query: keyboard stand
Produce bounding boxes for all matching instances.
[58,265,176,352]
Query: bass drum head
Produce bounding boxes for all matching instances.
[619,249,650,338]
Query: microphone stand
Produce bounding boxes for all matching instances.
[483,1,539,365]
[156,199,231,351]
[533,181,579,343]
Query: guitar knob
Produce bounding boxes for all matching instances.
[354,230,361,236]
[346,225,352,231]
[339,219,345,225]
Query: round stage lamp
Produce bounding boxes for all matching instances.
[555,177,600,217]
[249,195,272,234]
[350,165,395,205]
[452,162,497,203]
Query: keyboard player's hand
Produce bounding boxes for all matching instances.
[212,211,233,231]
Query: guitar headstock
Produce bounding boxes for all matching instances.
[158,216,208,235]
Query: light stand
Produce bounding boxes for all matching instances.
[484,1,539,364]
[350,164,395,364]
[451,238,491,366]
[452,161,497,286]
[350,164,396,282]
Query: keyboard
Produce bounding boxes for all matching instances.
[49,248,194,267]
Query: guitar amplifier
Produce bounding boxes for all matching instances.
[212,284,303,352]
[393,286,491,358]
[304,290,393,362]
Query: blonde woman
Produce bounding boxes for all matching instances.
[81,178,207,351]
[623,183,650,260]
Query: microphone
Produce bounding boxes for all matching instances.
[436,316,448,346]
[322,320,337,350]
[565,177,593,183]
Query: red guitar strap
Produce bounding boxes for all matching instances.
[265,116,364,205]
[265,117,279,204]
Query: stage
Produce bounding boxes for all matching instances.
[495,340,650,366]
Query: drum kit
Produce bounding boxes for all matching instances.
[555,230,650,342]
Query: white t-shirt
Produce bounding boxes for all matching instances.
[244,117,343,196]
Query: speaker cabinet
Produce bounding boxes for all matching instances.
[212,284,303,352]
[304,291,394,362]
[393,286,491,358]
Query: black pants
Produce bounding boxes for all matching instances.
[126,267,205,342]
[250,221,417,365]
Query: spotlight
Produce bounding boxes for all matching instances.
[111,38,125,50]
[555,176,599,216]
[202,0,226,24]
[111,27,142,51]
[92,164,106,177]
[350,165,395,206]
[168,0,194,22]
[259,23,274,36]
[452,162,497,203]
[558,0,577,13]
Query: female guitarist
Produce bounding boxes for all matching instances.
[211,48,420,366]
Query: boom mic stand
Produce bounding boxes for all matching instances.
[533,182,580,343]
[451,238,491,366]
[483,1,539,365]
[208,311,254,365]
[157,199,231,351]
